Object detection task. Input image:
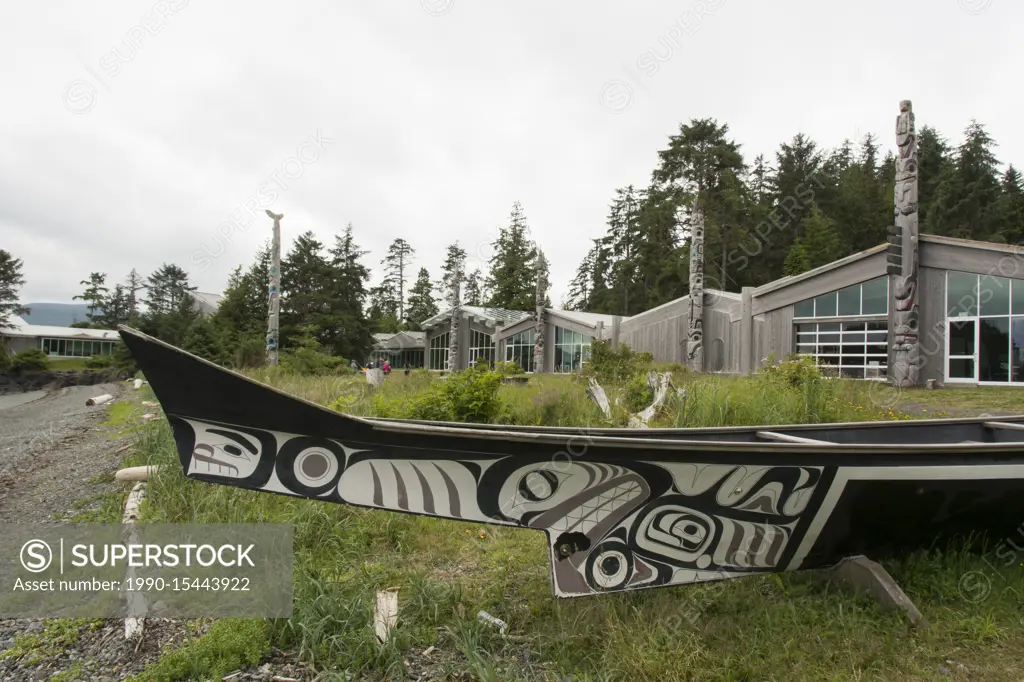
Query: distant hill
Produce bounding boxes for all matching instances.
[22,303,92,327]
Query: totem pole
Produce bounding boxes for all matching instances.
[265,210,283,366]
[447,265,461,372]
[533,250,549,373]
[888,100,920,387]
[687,203,705,372]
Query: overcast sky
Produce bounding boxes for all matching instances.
[2,0,1020,308]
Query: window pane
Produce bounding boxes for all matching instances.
[949,358,975,379]
[794,299,814,318]
[980,276,1011,317]
[947,272,978,317]
[862,277,888,315]
[1013,317,1024,382]
[979,317,1010,382]
[838,286,861,316]
[814,292,837,317]
[1014,280,1024,315]
[948,320,975,356]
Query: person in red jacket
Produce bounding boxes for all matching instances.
[383,360,391,375]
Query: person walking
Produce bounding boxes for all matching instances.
[383,359,391,375]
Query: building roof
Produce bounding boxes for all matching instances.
[189,291,225,313]
[751,243,888,297]
[421,306,533,329]
[372,330,426,349]
[920,233,1024,255]
[546,309,620,327]
[0,316,119,341]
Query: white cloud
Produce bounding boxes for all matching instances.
[1,0,1020,307]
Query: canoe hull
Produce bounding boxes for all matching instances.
[120,327,1024,597]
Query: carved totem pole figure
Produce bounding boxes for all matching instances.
[687,204,705,372]
[888,100,920,387]
[447,266,461,372]
[533,250,549,373]
[265,210,283,366]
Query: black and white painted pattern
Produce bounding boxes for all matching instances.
[172,416,846,596]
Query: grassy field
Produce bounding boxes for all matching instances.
[118,367,1024,681]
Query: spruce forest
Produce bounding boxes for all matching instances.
[6,115,1022,369]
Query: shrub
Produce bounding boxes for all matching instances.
[233,335,266,369]
[623,371,655,412]
[442,365,504,423]
[85,354,113,369]
[279,326,342,376]
[761,353,822,388]
[11,348,49,372]
[111,341,138,375]
[494,360,524,375]
[0,344,10,372]
[586,340,652,383]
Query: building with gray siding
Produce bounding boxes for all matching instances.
[382,233,1024,386]
[623,234,1024,386]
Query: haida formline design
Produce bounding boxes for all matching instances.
[119,327,1024,598]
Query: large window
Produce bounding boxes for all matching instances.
[554,327,593,373]
[793,276,889,319]
[504,329,536,372]
[795,322,888,379]
[792,277,889,379]
[40,338,115,357]
[468,330,493,368]
[428,332,450,371]
[945,272,1024,383]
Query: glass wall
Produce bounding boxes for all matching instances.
[428,332,450,370]
[40,338,115,357]
[504,329,535,372]
[792,276,889,378]
[468,330,494,368]
[554,327,593,373]
[945,271,1024,383]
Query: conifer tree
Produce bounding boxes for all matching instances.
[0,250,29,329]
[485,202,537,310]
[73,273,108,326]
[381,238,415,322]
[405,267,438,330]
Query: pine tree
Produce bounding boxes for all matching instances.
[73,273,108,326]
[917,126,952,231]
[125,268,145,323]
[140,264,198,346]
[927,121,1001,239]
[566,244,597,311]
[437,243,467,305]
[182,315,230,366]
[607,186,643,315]
[100,285,131,328]
[782,207,842,276]
[280,232,335,349]
[651,118,746,294]
[0,250,29,329]
[405,267,438,330]
[485,202,538,310]
[464,269,483,306]
[381,238,415,323]
[994,165,1024,244]
[327,224,373,360]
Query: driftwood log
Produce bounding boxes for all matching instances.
[587,372,673,428]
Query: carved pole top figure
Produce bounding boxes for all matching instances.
[266,210,284,222]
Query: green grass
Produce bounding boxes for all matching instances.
[0,619,103,667]
[894,386,1024,415]
[127,368,1024,681]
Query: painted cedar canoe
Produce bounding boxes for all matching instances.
[118,326,1024,598]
